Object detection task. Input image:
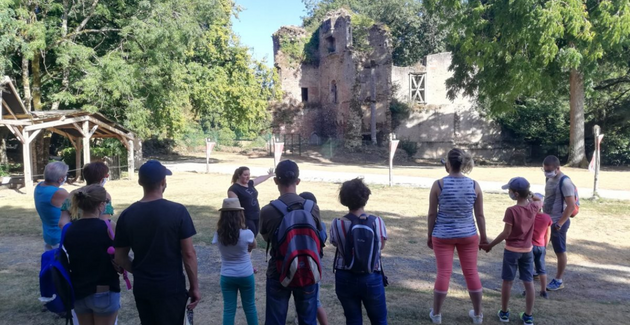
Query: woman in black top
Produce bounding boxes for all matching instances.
[64,184,120,325]
[227,166,274,237]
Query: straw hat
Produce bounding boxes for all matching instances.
[219,198,244,211]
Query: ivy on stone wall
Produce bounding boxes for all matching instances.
[350,13,376,54]
[345,82,364,150]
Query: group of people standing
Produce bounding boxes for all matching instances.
[33,148,576,325]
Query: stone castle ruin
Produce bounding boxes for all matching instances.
[272,10,511,160]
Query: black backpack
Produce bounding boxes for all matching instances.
[341,214,380,274]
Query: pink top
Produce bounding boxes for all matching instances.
[503,201,543,253]
[532,212,552,247]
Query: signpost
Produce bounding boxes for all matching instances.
[205,139,216,173]
[273,136,284,168]
[589,125,604,198]
[388,133,400,187]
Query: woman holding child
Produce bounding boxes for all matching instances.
[64,184,121,325]
[427,148,487,324]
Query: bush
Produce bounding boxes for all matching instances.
[400,139,418,157]
[206,128,237,148]
[390,99,412,130]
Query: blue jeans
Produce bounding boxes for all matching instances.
[265,277,318,325]
[335,270,387,325]
[532,246,547,275]
[221,275,258,325]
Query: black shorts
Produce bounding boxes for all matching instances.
[246,218,260,237]
[134,292,188,325]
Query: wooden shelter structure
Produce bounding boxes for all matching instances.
[1,76,136,193]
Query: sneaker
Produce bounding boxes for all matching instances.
[546,279,565,291]
[469,310,483,324]
[429,309,442,324]
[520,312,534,325]
[497,309,510,323]
[540,291,549,299]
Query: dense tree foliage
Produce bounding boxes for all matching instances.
[302,0,445,66]
[0,0,280,139]
[426,0,630,166]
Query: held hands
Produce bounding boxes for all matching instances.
[427,236,433,250]
[479,243,493,252]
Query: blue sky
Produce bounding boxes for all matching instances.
[232,0,306,66]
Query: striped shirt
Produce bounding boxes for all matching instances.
[330,214,387,271]
[432,176,478,239]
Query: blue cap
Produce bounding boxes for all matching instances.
[501,177,530,191]
[275,160,299,184]
[139,160,172,185]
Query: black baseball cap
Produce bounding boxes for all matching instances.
[275,160,299,185]
[139,160,172,185]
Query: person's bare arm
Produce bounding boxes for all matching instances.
[59,210,71,228]
[227,191,237,198]
[545,225,551,246]
[474,181,488,245]
[557,196,575,227]
[427,180,440,249]
[181,237,200,310]
[252,168,275,186]
[51,189,69,208]
[114,247,133,273]
[482,223,513,252]
[248,239,257,252]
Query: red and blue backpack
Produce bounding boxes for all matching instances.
[39,223,74,324]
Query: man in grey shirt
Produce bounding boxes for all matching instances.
[542,155,577,291]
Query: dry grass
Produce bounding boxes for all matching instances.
[1,172,629,325]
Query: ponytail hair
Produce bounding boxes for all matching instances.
[69,184,108,219]
[447,148,474,174]
[231,167,249,184]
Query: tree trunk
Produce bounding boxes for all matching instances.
[0,128,8,167]
[567,69,588,167]
[32,53,42,110]
[21,56,31,111]
[51,0,70,111]
[370,68,377,145]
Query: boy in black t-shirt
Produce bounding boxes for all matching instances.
[114,160,200,325]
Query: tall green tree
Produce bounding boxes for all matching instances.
[426,0,630,167]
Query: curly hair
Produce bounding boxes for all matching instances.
[231,167,249,184]
[339,178,371,211]
[70,184,108,219]
[217,210,247,246]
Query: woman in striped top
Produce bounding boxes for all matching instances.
[427,149,488,324]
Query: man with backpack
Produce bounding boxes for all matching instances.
[542,155,578,291]
[259,160,323,325]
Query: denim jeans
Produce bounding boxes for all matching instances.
[335,270,387,325]
[221,275,258,325]
[265,277,318,325]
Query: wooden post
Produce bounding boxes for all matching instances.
[388,133,400,187]
[127,139,135,181]
[22,129,33,193]
[82,121,91,166]
[593,125,601,198]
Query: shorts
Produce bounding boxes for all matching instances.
[74,291,121,316]
[502,249,534,282]
[135,292,188,325]
[317,282,322,308]
[44,243,59,251]
[532,245,547,275]
[246,218,259,237]
[551,219,570,253]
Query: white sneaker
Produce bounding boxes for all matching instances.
[430,309,442,324]
[469,309,483,324]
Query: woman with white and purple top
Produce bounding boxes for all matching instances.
[427,148,488,324]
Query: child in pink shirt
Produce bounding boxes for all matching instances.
[531,193,552,299]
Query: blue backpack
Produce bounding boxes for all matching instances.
[39,223,74,324]
[341,214,380,274]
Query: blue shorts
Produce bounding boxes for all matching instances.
[74,291,120,316]
[502,249,534,282]
[316,282,322,308]
[550,219,571,253]
[532,246,547,275]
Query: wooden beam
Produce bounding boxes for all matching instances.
[27,129,42,143]
[0,119,33,126]
[74,139,83,179]
[88,125,98,137]
[22,129,33,193]
[86,116,133,140]
[82,121,91,166]
[2,101,18,120]
[23,116,88,132]
[6,125,26,144]
[127,139,135,181]
[118,135,130,150]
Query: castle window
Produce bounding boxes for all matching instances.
[410,73,426,104]
[326,36,336,53]
[301,88,309,102]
